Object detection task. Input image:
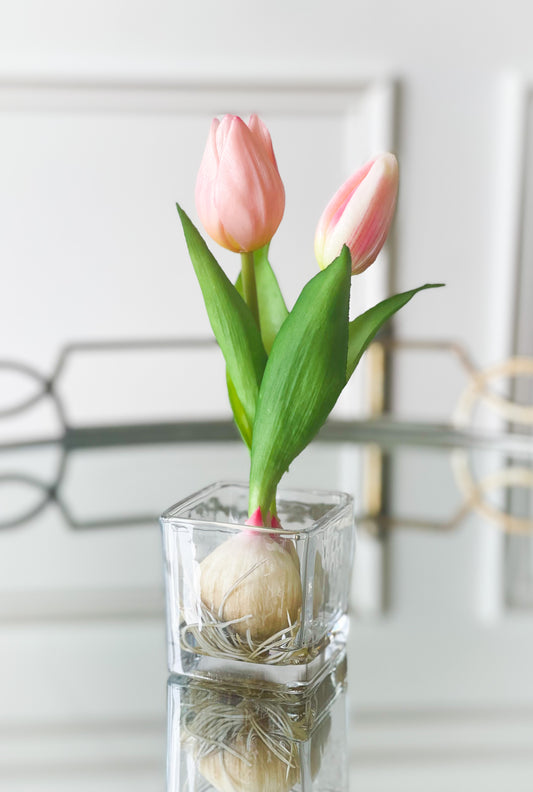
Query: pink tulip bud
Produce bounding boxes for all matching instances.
[195,114,285,253]
[314,153,399,274]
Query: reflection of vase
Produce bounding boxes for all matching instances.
[167,668,349,792]
[160,481,355,691]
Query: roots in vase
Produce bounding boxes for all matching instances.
[181,689,300,792]
[180,600,314,665]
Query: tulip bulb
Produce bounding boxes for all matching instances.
[200,531,302,642]
[198,733,298,792]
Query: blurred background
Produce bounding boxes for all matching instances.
[1,1,533,790]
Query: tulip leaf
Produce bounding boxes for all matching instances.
[177,205,267,433]
[346,283,445,381]
[253,245,289,353]
[226,371,253,448]
[235,245,289,354]
[229,247,288,449]
[249,247,352,514]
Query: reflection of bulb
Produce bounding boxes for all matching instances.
[178,677,339,792]
[200,531,302,641]
[198,733,298,792]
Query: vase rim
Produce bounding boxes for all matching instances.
[159,480,353,535]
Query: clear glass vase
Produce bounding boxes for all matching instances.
[167,669,349,792]
[160,481,355,692]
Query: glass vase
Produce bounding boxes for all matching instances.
[160,481,355,692]
[167,669,349,792]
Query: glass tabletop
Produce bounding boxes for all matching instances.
[1,421,533,791]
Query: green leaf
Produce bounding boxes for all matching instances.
[177,205,267,433]
[226,371,253,448]
[249,247,352,514]
[229,246,288,448]
[346,283,445,381]
[253,245,289,354]
[235,245,289,354]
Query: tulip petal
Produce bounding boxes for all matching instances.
[321,159,376,235]
[315,153,398,273]
[314,158,376,270]
[215,118,285,252]
[247,113,278,168]
[333,154,398,274]
[195,114,285,253]
[195,118,238,251]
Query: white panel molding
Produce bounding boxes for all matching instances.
[0,71,397,115]
[468,74,531,621]
[492,74,533,617]
[492,73,528,364]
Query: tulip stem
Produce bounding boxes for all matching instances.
[241,251,260,329]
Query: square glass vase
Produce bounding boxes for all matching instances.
[167,669,349,792]
[160,481,355,692]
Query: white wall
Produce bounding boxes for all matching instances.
[1,1,530,417]
[2,2,533,789]
[0,0,528,359]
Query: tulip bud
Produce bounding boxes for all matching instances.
[195,114,285,253]
[314,152,398,274]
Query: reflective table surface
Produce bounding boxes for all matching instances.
[1,419,533,790]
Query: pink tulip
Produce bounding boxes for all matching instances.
[195,114,285,253]
[314,153,399,274]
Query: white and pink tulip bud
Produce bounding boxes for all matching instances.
[195,114,285,253]
[314,153,399,275]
